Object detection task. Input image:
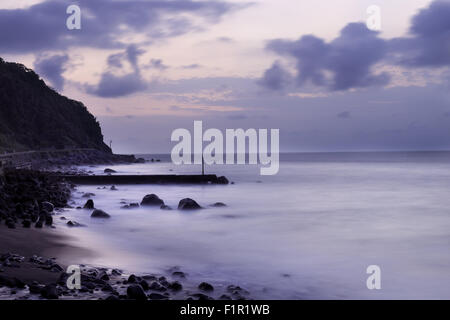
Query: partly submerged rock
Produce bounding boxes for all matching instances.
[178,198,202,210]
[104,168,117,173]
[91,209,110,218]
[140,194,164,206]
[83,199,94,209]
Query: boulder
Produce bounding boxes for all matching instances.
[198,282,214,292]
[91,209,110,218]
[127,284,147,300]
[104,168,117,173]
[41,284,59,299]
[178,198,202,210]
[83,199,94,209]
[211,202,226,207]
[217,176,229,184]
[140,194,164,206]
[160,204,172,210]
[41,201,54,213]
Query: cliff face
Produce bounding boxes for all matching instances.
[0,58,111,153]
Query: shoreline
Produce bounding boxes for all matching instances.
[0,168,251,300]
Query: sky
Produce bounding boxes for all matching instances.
[1,0,449,153]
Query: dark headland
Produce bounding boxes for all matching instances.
[0,58,238,300]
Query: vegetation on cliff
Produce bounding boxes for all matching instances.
[0,58,111,153]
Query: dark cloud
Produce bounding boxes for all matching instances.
[86,45,147,97]
[262,23,389,91]
[34,53,69,91]
[260,1,450,92]
[148,59,169,70]
[0,0,241,54]
[258,61,292,91]
[86,72,147,98]
[389,1,450,67]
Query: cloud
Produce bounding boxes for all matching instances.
[181,64,202,69]
[337,111,351,119]
[260,1,450,92]
[261,23,390,91]
[0,0,242,53]
[389,0,450,67]
[148,59,169,70]
[86,72,147,98]
[258,61,292,91]
[34,53,69,91]
[86,45,147,97]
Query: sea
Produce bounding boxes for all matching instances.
[57,151,450,299]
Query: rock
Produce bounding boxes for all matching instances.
[105,295,119,300]
[127,274,137,283]
[141,194,164,206]
[91,209,110,218]
[83,199,94,209]
[149,281,165,292]
[41,201,54,213]
[198,282,214,292]
[110,185,117,191]
[135,158,145,163]
[22,219,31,228]
[41,284,59,299]
[178,198,202,210]
[45,215,53,226]
[148,293,167,300]
[66,220,82,227]
[191,293,213,300]
[139,280,149,291]
[211,202,226,207]
[217,176,229,184]
[104,168,117,173]
[111,269,122,276]
[97,271,110,281]
[127,284,147,300]
[160,204,172,210]
[172,271,186,278]
[29,282,44,294]
[219,294,232,300]
[35,220,43,228]
[82,192,96,198]
[6,220,15,229]
[168,281,182,291]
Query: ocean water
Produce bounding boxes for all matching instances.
[58,152,450,299]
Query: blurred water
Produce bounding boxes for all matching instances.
[60,152,450,299]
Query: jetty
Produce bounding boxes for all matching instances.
[60,174,229,185]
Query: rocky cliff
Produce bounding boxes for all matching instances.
[0,58,111,153]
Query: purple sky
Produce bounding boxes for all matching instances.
[1,0,449,153]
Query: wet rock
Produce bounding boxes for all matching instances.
[66,220,82,227]
[28,282,44,294]
[211,202,227,207]
[141,194,164,206]
[168,281,182,291]
[149,281,165,292]
[127,274,137,283]
[105,295,119,300]
[82,192,96,198]
[148,293,168,300]
[160,204,172,210]
[127,284,147,300]
[104,168,117,173]
[41,284,59,299]
[110,185,117,191]
[22,220,31,228]
[45,215,53,226]
[111,269,122,276]
[178,198,202,210]
[121,203,139,209]
[41,201,54,213]
[198,282,214,292]
[219,294,232,300]
[139,280,149,291]
[6,220,15,229]
[217,176,229,184]
[83,199,94,209]
[191,293,213,300]
[172,271,186,278]
[35,221,43,228]
[91,209,110,218]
